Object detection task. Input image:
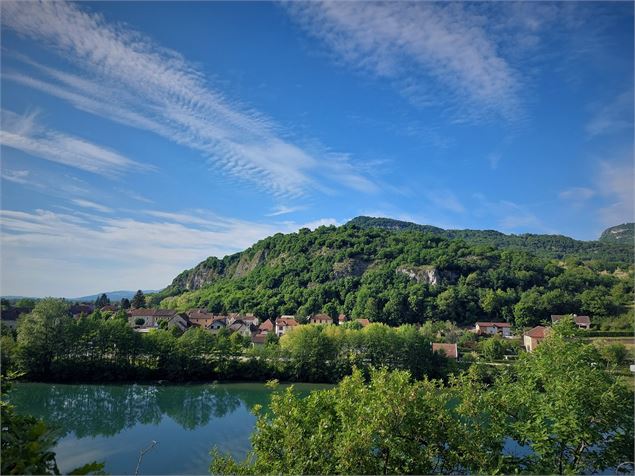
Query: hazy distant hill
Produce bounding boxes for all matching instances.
[69,290,158,302]
[347,216,633,263]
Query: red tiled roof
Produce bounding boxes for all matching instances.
[432,343,458,359]
[259,319,274,331]
[277,317,298,327]
[525,326,549,338]
[252,333,267,344]
[356,318,370,327]
[551,314,591,325]
[475,322,512,328]
[310,314,332,322]
[338,314,347,322]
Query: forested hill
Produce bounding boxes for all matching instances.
[599,222,635,244]
[348,216,634,263]
[155,222,633,330]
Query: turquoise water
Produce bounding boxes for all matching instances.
[9,382,330,475]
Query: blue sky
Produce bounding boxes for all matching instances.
[1,1,633,297]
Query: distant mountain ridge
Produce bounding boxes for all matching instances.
[347,216,634,263]
[3,290,159,302]
[69,290,158,302]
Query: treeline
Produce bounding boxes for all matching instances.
[349,216,635,263]
[211,323,635,475]
[4,299,449,383]
[156,225,633,329]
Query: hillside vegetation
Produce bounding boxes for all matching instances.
[154,222,633,329]
[349,216,634,263]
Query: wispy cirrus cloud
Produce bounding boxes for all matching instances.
[1,0,374,198]
[1,109,147,177]
[1,168,30,185]
[586,90,634,139]
[266,205,305,217]
[71,199,113,214]
[595,159,634,226]
[424,189,465,214]
[0,207,338,297]
[285,1,521,121]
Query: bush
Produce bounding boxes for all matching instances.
[134,318,145,326]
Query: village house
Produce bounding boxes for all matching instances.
[275,316,299,337]
[309,313,333,325]
[475,321,512,337]
[252,333,267,346]
[228,319,257,338]
[551,314,591,330]
[237,314,259,327]
[186,309,216,328]
[127,308,188,332]
[356,318,370,327]
[432,343,458,359]
[258,319,274,334]
[338,314,347,325]
[100,304,119,313]
[523,326,550,352]
[207,316,228,333]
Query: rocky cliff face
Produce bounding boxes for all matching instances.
[599,223,634,243]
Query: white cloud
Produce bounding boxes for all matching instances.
[472,193,552,234]
[285,1,521,121]
[1,169,30,184]
[1,1,374,197]
[1,109,147,177]
[586,90,634,138]
[488,153,502,170]
[424,190,465,214]
[558,187,596,201]
[0,207,338,297]
[71,199,113,214]
[596,160,634,226]
[266,205,305,217]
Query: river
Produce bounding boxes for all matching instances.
[9,382,331,475]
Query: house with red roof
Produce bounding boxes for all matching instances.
[275,316,298,337]
[356,318,370,327]
[551,314,591,330]
[523,326,550,352]
[309,314,333,325]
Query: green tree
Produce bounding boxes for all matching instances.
[132,290,146,309]
[494,325,634,474]
[16,299,70,379]
[120,298,131,309]
[94,293,110,308]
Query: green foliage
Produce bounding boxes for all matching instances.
[156,225,632,329]
[1,374,105,475]
[477,335,517,360]
[132,290,146,309]
[120,298,131,309]
[596,342,630,367]
[94,293,110,308]
[1,374,60,475]
[495,330,634,474]
[211,368,505,475]
[211,335,634,475]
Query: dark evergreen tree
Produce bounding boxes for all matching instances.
[94,293,110,308]
[120,298,131,309]
[131,290,145,309]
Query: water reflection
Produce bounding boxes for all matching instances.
[9,382,279,437]
[8,382,329,475]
